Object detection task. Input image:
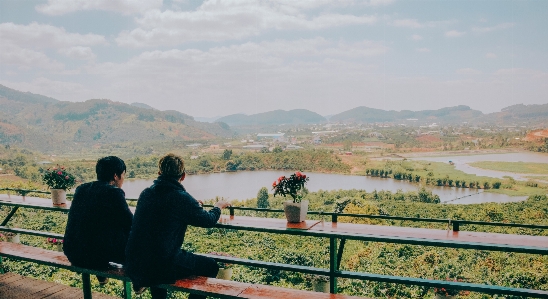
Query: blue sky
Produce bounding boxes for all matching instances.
[1,0,547,118]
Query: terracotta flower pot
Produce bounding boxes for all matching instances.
[283,200,308,223]
[8,234,20,244]
[51,189,67,206]
[216,268,233,280]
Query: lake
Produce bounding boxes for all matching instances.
[122,171,526,205]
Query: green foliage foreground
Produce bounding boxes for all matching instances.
[1,191,548,299]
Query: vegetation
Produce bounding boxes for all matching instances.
[469,161,548,175]
[1,190,547,299]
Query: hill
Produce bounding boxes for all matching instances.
[217,109,327,126]
[0,85,232,153]
[330,105,484,124]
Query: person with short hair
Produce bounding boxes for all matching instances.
[125,153,231,299]
[63,156,133,285]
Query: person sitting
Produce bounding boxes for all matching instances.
[63,156,133,285]
[125,153,231,299]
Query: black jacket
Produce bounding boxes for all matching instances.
[63,181,133,269]
[124,175,221,286]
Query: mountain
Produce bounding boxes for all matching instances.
[130,102,156,110]
[486,104,548,124]
[217,109,327,126]
[0,85,232,152]
[330,105,484,124]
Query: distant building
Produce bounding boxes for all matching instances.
[186,143,201,148]
[285,145,303,150]
[210,144,220,150]
[257,133,285,141]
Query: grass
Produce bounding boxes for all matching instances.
[469,161,548,174]
[362,158,547,197]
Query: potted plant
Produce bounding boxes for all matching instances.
[272,171,310,223]
[43,165,76,206]
[4,231,20,244]
[210,252,236,280]
[307,274,330,293]
[47,237,64,252]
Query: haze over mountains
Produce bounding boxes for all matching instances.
[0,84,547,152]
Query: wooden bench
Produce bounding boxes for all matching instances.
[0,242,369,299]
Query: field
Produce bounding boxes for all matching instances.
[469,161,548,174]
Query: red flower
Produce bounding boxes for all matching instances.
[57,171,62,175]
[65,176,69,180]
[272,181,277,187]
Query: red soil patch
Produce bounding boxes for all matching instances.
[524,129,548,141]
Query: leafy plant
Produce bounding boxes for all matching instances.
[272,171,309,203]
[42,166,76,190]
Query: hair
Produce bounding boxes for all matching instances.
[96,156,126,182]
[158,153,185,179]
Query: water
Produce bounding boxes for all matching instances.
[409,152,548,181]
[122,171,526,204]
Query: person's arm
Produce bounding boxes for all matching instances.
[110,188,133,232]
[183,193,230,228]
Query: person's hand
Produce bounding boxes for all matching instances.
[197,199,204,206]
[214,200,231,209]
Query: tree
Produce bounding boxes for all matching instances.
[222,149,233,160]
[257,187,270,209]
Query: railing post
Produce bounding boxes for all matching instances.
[329,237,338,294]
[453,221,460,232]
[229,206,234,217]
[123,280,132,299]
[1,207,19,226]
[0,256,4,274]
[337,239,346,270]
[332,214,338,223]
[82,273,92,299]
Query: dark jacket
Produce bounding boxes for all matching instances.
[63,181,133,269]
[124,175,221,286]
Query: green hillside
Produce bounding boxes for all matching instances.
[0,85,233,153]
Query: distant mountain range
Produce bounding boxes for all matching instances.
[0,84,232,152]
[0,84,546,152]
[217,109,326,126]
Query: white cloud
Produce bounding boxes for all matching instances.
[445,30,465,37]
[486,52,497,59]
[392,19,423,28]
[0,22,107,49]
[410,34,423,41]
[116,1,376,47]
[416,47,430,53]
[456,68,482,75]
[59,46,97,60]
[35,0,162,16]
[472,22,514,33]
[0,44,64,70]
[364,0,394,6]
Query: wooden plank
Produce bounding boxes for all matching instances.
[239,284,367,299]
[162,276,252,299]
[0,273,120,299]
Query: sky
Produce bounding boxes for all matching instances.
[0,0,547,118]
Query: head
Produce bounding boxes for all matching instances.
[96,156,126,187]
[158,153,185,181]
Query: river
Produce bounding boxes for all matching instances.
[408,152,548,181]
[122,170,526,205]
